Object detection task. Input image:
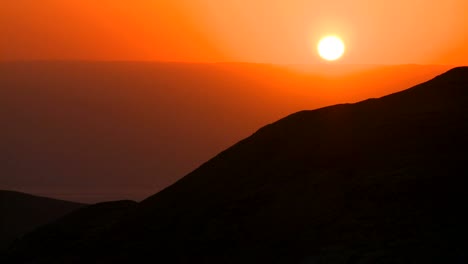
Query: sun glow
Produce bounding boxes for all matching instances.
[317,36,345,61]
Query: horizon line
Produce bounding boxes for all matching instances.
[0,59,460,67]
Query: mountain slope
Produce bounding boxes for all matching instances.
[0,190,84,252]
[0,62,451,202]
[6,67,468,263]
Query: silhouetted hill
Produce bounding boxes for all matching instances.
[4,200,137,263]
[5,67,468,263]
[0,62,451,202]
[0,190,84,252]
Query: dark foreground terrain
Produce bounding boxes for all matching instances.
[4,67,468,263]
[0,190,84,253]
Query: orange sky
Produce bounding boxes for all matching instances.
[1,0,467,64]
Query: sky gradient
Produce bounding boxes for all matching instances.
[1,0,467,64]
[0,1,467,202]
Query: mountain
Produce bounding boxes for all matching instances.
[5,67,468,263]
[0,190,84,252]
[0,62,452,202]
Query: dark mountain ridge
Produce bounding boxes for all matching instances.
[5,67,468,263]
[0,190,84,253]
[0,62,451,202]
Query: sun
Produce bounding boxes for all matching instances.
[317,36,345,61]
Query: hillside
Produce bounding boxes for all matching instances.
[5,67,468,263]
[0,190,84,252]
[0,62,451,202]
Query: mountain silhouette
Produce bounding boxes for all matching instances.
[5,67,468,263]
[0,62,451,202]
[0,190,84,253]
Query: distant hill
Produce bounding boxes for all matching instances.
[0,190,84,252]
[5,67,468,263]
[0,62,452,202]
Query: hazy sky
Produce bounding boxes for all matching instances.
[1,0,467,64]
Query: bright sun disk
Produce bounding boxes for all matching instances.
[317,36,345,61]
